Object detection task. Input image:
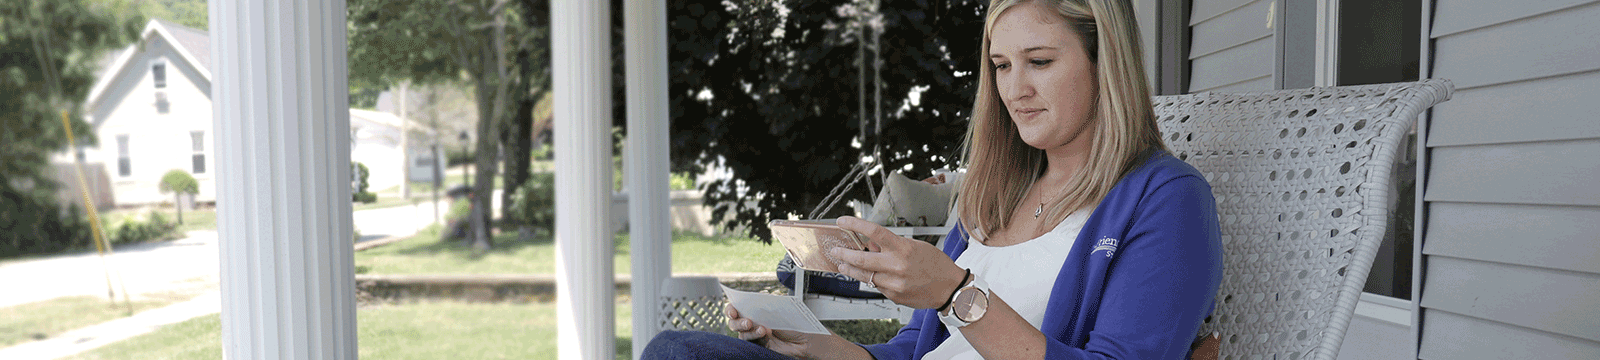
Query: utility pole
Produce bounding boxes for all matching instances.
[399,81,412,199]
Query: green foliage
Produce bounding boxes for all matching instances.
[351,162,376,203]
[105,209,177,244]
[2,0,144,206]
[445,199,472,223]
[667,0,985,241]
[670,172,697,191]
[0,189,93,258]
[158,169,198,194]
[505,172,554,232]
[149,0,206,29]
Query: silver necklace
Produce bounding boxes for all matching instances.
[1032,181,1064,218]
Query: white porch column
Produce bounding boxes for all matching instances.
[625,0,671,358]
[554,0,616,359]
[211,0,357,358]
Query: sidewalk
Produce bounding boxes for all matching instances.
[0,199,451,359]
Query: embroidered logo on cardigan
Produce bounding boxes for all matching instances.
[1092,237,1119,258]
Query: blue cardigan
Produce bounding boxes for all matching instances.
[864,151,1224,360]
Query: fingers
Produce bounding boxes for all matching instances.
[735,323,769,341]
[837,216,907,251]
[830,246,892,274]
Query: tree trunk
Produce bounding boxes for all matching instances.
[501,48,537,226]
[470,77,499,252]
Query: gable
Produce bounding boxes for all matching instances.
[85,20,212,111]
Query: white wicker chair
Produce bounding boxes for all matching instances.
[656,80,1455,360]
[1155,79,1452,360]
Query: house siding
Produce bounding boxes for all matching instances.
[1420,1,1600,359]
[89,33,216,206]
[1187,0,1275,93]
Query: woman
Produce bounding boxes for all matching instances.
[645,0,1221,358]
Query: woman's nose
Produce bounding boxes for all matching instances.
[1002,73,1035,101]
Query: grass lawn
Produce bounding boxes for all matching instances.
[0,293,197,347]
[356,225,787,275]
[66,300,637,360]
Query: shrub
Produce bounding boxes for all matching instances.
[504,172,555,232]
[105,210,177,245]
[351,162,376,203]
[0,187,93,258]
[158,170,199,195]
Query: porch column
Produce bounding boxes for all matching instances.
[554,0,616,359]
[625,0,671,358]
[211,0,358,358]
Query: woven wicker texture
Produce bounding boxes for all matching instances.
[1153,80,1452,360]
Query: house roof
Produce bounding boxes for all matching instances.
[84,19,212,109]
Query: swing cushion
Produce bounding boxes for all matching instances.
[776,254,887,299]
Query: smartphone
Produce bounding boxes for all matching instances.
[769,220,868,274]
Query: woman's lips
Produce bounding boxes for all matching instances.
[1016,108,1045,120]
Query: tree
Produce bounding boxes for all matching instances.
[159,169,199,224]
[348,0,549,251]
[1,0,141,256]
[664,0,986,242]
[2,2,143,200]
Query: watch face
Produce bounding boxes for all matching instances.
[954,288,988,322]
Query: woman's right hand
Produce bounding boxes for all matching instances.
[726,304,872,360]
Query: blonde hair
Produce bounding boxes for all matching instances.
[957,0,1166,241]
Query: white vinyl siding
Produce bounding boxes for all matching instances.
[1420,1,1600,359]
[1188,0,1275,93]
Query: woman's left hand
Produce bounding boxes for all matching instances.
[832,216,968,310]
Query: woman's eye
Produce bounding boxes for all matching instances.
[1030,59,1054,67]
[993,63,1010,71]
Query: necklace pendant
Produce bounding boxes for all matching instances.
[1034,203,1043,218]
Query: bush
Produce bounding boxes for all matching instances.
[440,199,474,242]
[0,187,93,258]
[105,210,178,245]
[504,172,555,232]
[351,162,376,203]
[159,170,199,195]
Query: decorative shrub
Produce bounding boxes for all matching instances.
[351,162,376,203]
[505,172,555,232]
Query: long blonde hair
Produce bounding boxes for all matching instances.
[957,0,1165,241]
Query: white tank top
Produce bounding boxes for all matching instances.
[922,208,1091,360]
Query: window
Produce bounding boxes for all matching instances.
[152,61,167,89]
[156,91,170,114]
[117,135,131,177]
[191,131,206,174]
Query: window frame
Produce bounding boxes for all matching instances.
[192,131,207,174]
[117,134,132,178]
[151,60,168,89]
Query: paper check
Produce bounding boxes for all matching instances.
[720,284,831,334]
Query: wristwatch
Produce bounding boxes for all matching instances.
[938,273,991,328]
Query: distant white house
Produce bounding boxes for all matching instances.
[349,108,440,193]
[57,19,436,207]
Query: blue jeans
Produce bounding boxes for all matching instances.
[641,330,796,360]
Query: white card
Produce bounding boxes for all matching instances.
[719,284,831,335]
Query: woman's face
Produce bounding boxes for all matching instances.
[989,2,1098,153]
